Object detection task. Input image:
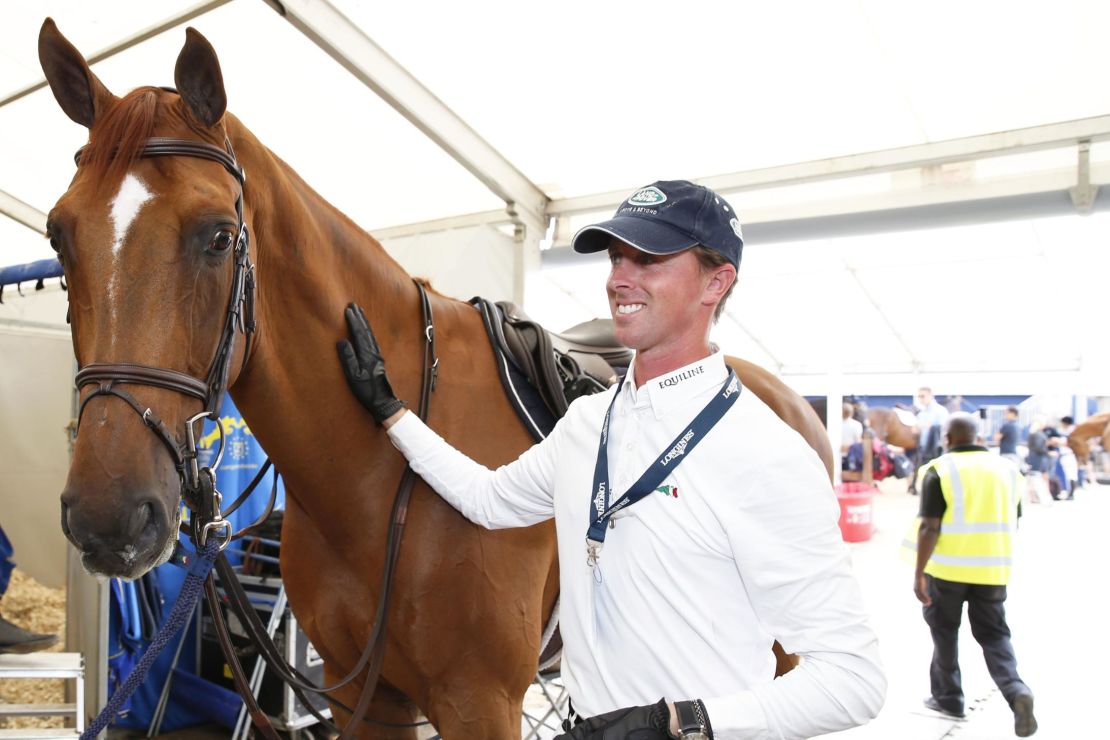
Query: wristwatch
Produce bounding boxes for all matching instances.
[673,699,712,739]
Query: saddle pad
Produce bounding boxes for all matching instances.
[471,298,558,441]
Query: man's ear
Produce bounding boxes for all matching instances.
[703,263,737,306]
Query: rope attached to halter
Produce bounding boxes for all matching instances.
[80,540,220,740]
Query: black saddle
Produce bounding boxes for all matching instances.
[470,297,633,440]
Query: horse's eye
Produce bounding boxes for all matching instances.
[209,230,236,253]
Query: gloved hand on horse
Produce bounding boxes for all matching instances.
[337,302,406,426]
[555,698,673,739]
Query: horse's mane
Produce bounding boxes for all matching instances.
[80,86,160,192]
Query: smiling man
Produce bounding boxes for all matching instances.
[339,180,885,739]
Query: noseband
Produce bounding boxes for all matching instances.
[71,137,257,545]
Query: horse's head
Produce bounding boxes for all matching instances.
[40,19,252,578]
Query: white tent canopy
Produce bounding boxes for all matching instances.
[4,0,1110,394]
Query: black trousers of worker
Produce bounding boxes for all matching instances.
[923,575,1031,715]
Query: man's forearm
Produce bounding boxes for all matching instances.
[915,519,940,575]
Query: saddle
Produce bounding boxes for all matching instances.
[470,297,633,441]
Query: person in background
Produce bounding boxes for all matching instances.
[842,401,864,466]
[1054,417,1078,500]
[915,387,950,468]
[1024,418,1051,504]
[914,413,1036,737]
[340,180,886,739]
[0,523,58,654]
[995,406,1022,468]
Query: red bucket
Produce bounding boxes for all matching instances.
[834,482,875,543]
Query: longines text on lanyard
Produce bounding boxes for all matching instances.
[586,368,741,567]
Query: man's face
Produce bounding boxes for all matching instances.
[605,239,710,356]
[917,390,933,406]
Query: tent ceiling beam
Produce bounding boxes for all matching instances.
[783,368,1093,397]
[1069,140,1099,212]
[264,0,548,233]
[0,189,47,235]
[362,116,1110,248]
[0,0,232,110]
[547,115,1110,218]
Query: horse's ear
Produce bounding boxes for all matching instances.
[38,18,117,128]
[174,28,226,128]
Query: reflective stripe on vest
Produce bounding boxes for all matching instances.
[923,452,1019,585]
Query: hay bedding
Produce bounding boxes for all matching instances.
[0,569,66,730]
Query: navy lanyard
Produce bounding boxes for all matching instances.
[586,368,741,566]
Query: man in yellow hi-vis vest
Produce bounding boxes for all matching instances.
[914,413,1036,737]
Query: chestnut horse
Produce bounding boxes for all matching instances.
[1068,412,1110,464]
[40,20,828,738]
[867,407,918,450]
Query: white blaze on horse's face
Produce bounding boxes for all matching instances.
[109,173,154,253]
[106,173,155,333]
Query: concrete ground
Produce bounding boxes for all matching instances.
[523,478,1109,739]
[826,477,1108,740]
[107,480,1106,738]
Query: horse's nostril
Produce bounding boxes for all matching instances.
[60,502,71,538]
[136,501,153,530]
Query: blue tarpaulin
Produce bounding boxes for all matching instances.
[0,523,14,597]
[0,258,63,287]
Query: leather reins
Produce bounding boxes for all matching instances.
[206,283,438,738]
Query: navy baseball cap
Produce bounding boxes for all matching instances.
[571,180,744,268]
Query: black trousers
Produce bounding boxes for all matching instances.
[923,575,1031,714]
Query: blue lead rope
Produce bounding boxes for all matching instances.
[81,540,219,740]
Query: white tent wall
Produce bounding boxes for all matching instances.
[0,286,71,588]
[380,224,517,303]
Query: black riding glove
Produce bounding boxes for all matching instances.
[337,302,406,425]
[555,698,670,740]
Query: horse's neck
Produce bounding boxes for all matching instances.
[224,119,425,519]
[1075,413,1110,438]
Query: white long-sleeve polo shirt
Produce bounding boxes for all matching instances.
[387,351,885,739]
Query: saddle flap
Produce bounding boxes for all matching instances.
[470,297,633,433]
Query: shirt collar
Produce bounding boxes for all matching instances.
[948,444,988,453]
[621,350,729,419]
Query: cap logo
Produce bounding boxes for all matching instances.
[627,186,667,207]
[729,217,744,240]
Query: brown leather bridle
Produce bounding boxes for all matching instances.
[71,136,256,542]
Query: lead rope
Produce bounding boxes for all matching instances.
[80,540,220,740]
